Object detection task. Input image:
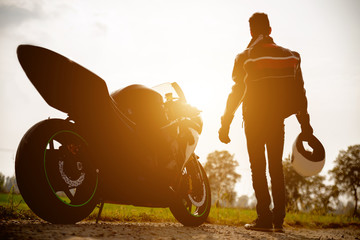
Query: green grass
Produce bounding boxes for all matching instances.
[86,203,177,222]
[206,206,360,228]
[0,192,37,220]
[284,211,360,228]
[207,207,257,225]
[1,193,359,228]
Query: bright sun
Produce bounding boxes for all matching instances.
[182,86,210,112]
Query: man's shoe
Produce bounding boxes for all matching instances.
[244,219,273,232]
[273,223,284,233]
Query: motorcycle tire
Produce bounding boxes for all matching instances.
[170,156,211,227]
[15,118,99,224]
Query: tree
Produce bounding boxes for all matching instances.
[329,145,360,217]
[204,150,241,207]
[283,156,336,213]
[4,176,19,194]
[236,195,249,209]
[0,172,5,193]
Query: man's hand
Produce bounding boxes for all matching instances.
[301,122,313,137]
[218,114,234,144]
[218,126,231,144]
[297,113,313,137]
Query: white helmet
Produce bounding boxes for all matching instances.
[291,133,325,177]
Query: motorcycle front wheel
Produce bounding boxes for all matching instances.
[170,155,211,227]
[15,119,99,223]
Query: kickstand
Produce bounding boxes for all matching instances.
[96,200,104,224]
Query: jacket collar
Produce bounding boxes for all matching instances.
[247,34,274,48]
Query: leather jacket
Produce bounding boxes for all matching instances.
[223,35,309,124]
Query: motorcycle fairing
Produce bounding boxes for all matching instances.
[17,45,110,117]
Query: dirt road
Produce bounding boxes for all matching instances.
[1,220,359,240]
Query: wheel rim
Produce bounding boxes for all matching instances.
[43,130,98,207]
[178,160,209,217]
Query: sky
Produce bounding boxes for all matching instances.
[0,0,359,198]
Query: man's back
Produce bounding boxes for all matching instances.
[235,35,306,121]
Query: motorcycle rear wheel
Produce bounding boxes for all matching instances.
[170,155,211,227]
[15,119,99,223]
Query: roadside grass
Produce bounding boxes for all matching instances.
[86,204,176,222]
[0,191,37,220]
[206,207,360,228]
[284,211,360,228]
[207,207,257,226]
[1,193,359,228]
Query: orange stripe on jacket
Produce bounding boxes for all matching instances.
[245,56,299,70]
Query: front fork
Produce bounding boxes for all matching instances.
[174,153,202,193]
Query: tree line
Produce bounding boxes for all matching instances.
[0,174,19,194]
[204,145,360,217]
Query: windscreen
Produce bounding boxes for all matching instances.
[152,82,187,103]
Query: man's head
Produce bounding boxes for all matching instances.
[249,12,271,37]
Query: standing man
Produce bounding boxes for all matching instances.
[218,12,313,232]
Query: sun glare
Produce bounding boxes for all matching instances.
[183,87,210,112]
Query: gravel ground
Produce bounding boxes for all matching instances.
[1,220,360,240]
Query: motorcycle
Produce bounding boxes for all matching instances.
[15,45,211,226]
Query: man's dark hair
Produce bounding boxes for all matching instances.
[249,12,271,36]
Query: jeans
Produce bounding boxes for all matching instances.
[244,118,286,224]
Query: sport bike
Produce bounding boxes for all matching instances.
[15,45,211,226]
